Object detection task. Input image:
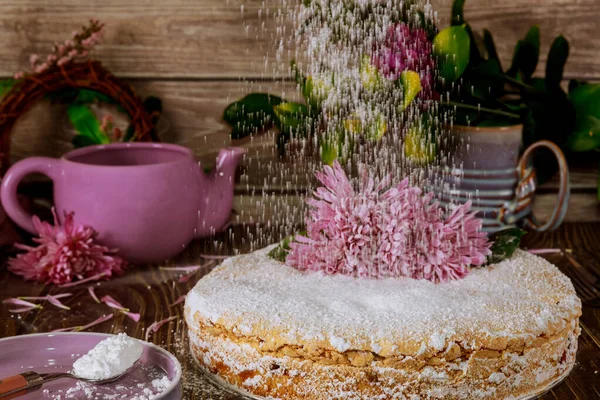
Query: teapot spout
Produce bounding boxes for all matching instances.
[196,147,246,237]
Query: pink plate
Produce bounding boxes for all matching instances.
[0,332,182,399]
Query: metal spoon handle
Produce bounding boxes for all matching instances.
[0,371,44,399]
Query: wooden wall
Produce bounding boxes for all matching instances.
[0,0,598,224]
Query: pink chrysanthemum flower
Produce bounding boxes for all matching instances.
[286,162,491,283]
[372,23,437,100]
[8,210,126,285]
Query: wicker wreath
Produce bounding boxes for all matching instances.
[0,60,158,174]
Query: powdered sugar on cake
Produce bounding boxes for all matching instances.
[186,247,580,357]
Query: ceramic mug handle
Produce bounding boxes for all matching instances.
[506,140,570,232]
[0,157,58,234]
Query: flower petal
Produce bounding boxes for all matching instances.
[3,298,39,308]
[59,272,108,288]
[178,272,196,283]
[199,254,229,260]
[88,286,100,303]
[528,248,570,255]
[100,295,126,311]
[145,316,177,342]
[46,295,71,310]
[169,295,186,307]
[121,310,141,323]
[9,306,40,313]
[52,314,113,333]
[160,266,202,273]
[18,293,72,301]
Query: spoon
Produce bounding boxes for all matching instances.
[0,359,141,399]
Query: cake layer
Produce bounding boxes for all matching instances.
[189,321,579,400]
[185,247,581,359]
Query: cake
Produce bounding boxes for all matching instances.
[185,246,581,400]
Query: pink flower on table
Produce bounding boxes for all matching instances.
[371,23,437,100]
[285,162,491,283]
[8,210,126,285]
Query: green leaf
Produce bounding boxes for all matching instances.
[468,58,504,99]
[567,84,600,152]
[566,115,600,152]
[273,102,310,155]
[268,236,292,262]
[303,76,332,109]
[223,93,283,139]
[273,102,310,129]
[320,130,346,165]
[0,79,16,97]
[486,228,527,265]
[72,134,100,148]
[403,125,436,165]
[399,70,422,110]
[569,83,600,117]
[67,104,110,145]
[73,89,116,105]
[361,56,384,92]
[465,24,482,63]
[416,10,438,40]
[508,26,540,80]
[267,232,305,262]
[545,36,569,89]
[451,0,466,26]
[507,40,524,78]
[482,29,501,70]
[522,25,540,78]
[433,25,471,82]
[73,89,127,115]
[123,125,136,142]
[568,79,586,93]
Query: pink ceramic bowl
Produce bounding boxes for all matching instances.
[0,332,182,399]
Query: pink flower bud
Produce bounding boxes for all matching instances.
[35,63,48,74]
[100,115,114,133]
[68,49,78,57]
[57,56,71,66]
[72,30,79,39]
[46,54,57,63]
[29,54,40,67]
[13,71,25,80]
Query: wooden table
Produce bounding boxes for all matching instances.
[1,223,599,399]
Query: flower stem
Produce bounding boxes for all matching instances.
[503,75,539,93]
[443,101,521,120]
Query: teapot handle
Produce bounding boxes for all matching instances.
[503,140,570,232]
[1,157,58,234]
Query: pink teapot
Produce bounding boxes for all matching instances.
[1,143,246,263]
